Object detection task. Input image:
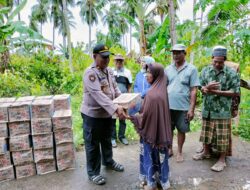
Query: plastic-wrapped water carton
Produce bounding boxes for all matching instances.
[31,99,54,119]
[36,160,56,175]
[0,165,14,182]
[0,152,11,168]
[8,101,32,122]
[52,110,72,131]
[32,133,53,150]
[31,118,52,135]
[11,149,33,166]
[15,163,36,179]
[54,128,73,145]
[34,148,54,163]
[8,121,30,136]
[0,123,8,138]
[9,134,31,151]
[53,94,71,111]
[113,93,142,116]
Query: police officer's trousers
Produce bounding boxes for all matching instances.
[82,113,114,177]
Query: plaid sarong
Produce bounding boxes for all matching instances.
[200,118,231,153]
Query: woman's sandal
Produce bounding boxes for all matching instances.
[107,162,124,172]
[211,161,226,172]
[89,175,106,185]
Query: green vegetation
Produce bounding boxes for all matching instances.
[0,0,249,148]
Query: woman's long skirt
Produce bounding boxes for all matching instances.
[139,138,170,189]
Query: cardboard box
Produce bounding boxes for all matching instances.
[57,156,75,171]
[15,163,36,179]
[0,152,11,168]
[16,96,35,102]
[0,123,8,138]
[0,138,7,155]
[0,166,14,182]
[9,135,30,152]
[52,110,72,131]
[0,103,12,122]
[8,121,30,137]
[34,148,54,163]
[32,133,53,150]
[56,143,75,171]
[12,149,33,166]
[0,98,16,103]
[36,160,56,175]
[31,118,52,135]
[113,93,142,116]
[54,128,73,145]
[8,101,31,122]
[53,94,71,111]
[31,99,54,119]
[35,96,53,100]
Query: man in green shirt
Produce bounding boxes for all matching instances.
[193,46,240,172]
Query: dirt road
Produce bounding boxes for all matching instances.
[1,132,250,190]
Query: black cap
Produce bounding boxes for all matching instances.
[93,44,110,57]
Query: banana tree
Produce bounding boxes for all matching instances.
[0,0,44,73]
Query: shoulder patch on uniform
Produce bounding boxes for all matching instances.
[89,74,96,82]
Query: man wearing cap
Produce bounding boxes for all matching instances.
[193,46,240,172]
[134,56,155,99]
[81,44,126,185]
[111,54,133,147]
[165,44,200,163]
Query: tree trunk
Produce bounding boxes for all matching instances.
[88,4,92,54]
[63,35,67,55]
[129,24,132,52]
[168,0,177,46]
[52,22,55,51]
[62,0,73,73]
[0,40,10,73]
[190,0,197,64]
[139,19,146,56]
[17,0,21,21]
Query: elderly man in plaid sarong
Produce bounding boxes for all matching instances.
[193,46,240,172]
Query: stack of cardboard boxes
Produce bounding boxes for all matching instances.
[8,96,36,179]
[0,98,15,182]
[53,95,75,171]
[0,94,75,183]
[31,98,56,175]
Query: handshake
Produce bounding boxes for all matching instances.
[115,106,130,120]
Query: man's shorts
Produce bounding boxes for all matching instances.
[170,109,190,133]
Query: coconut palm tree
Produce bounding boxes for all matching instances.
[77,0,106,53]
[30,0,50,36]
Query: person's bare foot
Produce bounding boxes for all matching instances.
[176,153,184,163]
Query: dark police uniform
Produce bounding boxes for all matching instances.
[81,62,121,177]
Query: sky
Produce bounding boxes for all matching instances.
[20,0,197,52]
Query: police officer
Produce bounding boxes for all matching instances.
[81,44,126,186]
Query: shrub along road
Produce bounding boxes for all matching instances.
[1,132,250,190]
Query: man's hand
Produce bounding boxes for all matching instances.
[206,81,220,90]
[116,106,127,120]
[201,86,209,94]
[187,110,194,122]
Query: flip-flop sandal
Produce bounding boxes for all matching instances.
[196,146,204,153]
[211,162,226,172]
[89,175,106,185]
[107,162,124,172]
[193,153,211,160]
[139,181,147,189]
